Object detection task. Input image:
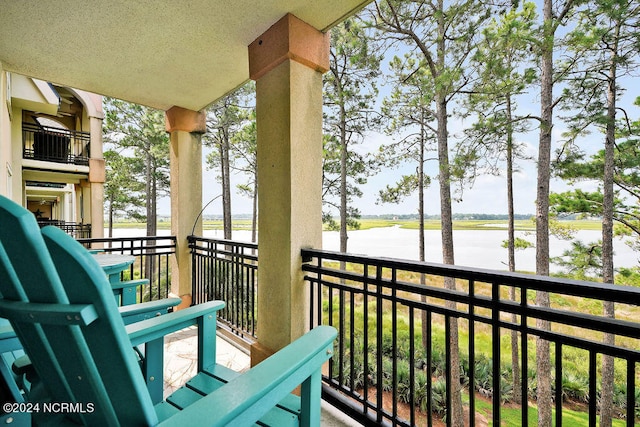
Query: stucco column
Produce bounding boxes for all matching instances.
[88,115,105,238]
[0,66,10,198]
[249,14,329,365]
[165,106,205,310]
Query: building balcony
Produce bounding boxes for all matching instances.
[22,123,91,166]
[37,220,92,239]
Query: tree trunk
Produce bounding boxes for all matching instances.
[434,0,462,422]
[506,94,521,404]
[251,177,258,245]
[419,119,428,350]
[145,158,158,291]
[148,162,157,236]
[436,92,463,427]
[108,203,114,241]
[145,149,154,237]
[535,1,553,425]
[599,24,619,427]
[221,132,232,240]
[418,118,426,265]
[339,103,348,255]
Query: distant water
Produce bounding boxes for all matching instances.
[105,226,638,273]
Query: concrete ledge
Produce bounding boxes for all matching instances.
[249,13,329,81]
[165,106,206,134]
[250,340,275,367]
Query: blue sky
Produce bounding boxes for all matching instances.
[158,3,640,218]
[165,84,639,219]
[185,113,618,219]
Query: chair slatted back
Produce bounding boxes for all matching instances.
[0,196,157,426]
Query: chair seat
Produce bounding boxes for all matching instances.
[156,364,301,426]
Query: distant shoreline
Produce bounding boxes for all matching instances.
[108,218,602,232]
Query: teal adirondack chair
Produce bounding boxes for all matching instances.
[0,197,180,405]
[0,196,336,426]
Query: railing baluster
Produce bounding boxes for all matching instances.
[521,284,529,427]
[627,361,636,427]
[426,310,432,427]
[445,313,452,427]
[556,343,563,426]
[391,268,398,425]
[589,351,597,427]
[469,279,476,427]
[363,262,370,415]
[185,236,257,341]
[409,306,416,427]
[338,282,345,388]
[492,282,501,426]
[349,285,355,394]
[375,264,384,424]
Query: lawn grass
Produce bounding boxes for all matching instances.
[474,396,627,427]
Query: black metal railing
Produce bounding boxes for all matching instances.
[38,220,91,239]
[302,248,640,427]
[78,236,175,303]
[22,123,90,165]
[189,236,258,341]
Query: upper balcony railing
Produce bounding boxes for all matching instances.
[38,220,91,239]
[22,123,91,166]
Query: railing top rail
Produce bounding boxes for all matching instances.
[78,236,176,253]
[78,235,177,244]
[23,122,90,138]
[188,235,258,250]
[301,248,640,305]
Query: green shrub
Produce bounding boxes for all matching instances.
[561,372,589,403]
[430,377,448,418]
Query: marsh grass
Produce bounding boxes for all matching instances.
[112,218,603,232]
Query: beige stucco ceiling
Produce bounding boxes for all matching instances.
[0,0,372,112]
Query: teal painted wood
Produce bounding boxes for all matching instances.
[93,253,147,306]
[0,195,177,406]
[118,297,181,324]
[0,196,337,426]
[0,196,158,425]
[144,338,164,404]
[113,278,148,306]
[300,371,322,427]
[0,300,98,326]
[0,202,83,413]
[0,331,25,403]
[157,326,337,426]
[0,298,179,405]
[42,226,160,425]
[126,301,225,346]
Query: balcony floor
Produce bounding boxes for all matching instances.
[164,327,360,426]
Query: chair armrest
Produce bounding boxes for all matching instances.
[158,326,337,427]
[111,278,149,291]
[126,300,225,347]
[118,297,181,325]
